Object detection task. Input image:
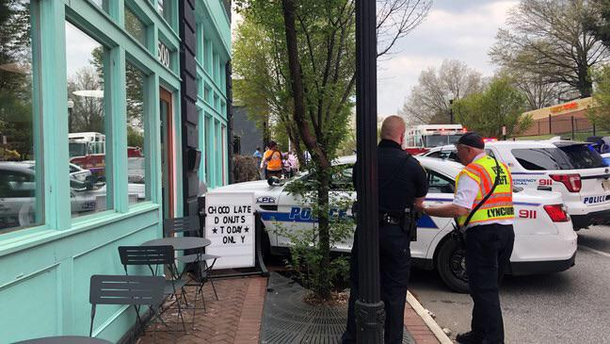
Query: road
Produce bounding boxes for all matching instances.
[409,225,610,344]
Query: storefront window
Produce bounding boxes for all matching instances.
[205,115,212,185]
[125,5,146,46]
[66,21,109,218]
[0,0,43,233]
[204,85,211,104]
[91,0,109,13]
[221,125,226,185]
[126,63,147,204]
[158,0,172,26]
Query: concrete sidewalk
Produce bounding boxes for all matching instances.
[138,274,445,343]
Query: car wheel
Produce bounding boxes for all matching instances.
[436,236,469,293]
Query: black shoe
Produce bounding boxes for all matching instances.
[456,331,484,344]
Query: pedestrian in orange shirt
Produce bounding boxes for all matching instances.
[263,141,283,178]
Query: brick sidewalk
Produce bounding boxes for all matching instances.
[138,276,440,344]
[138,276,267,344]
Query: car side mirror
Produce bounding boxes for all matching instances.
[267,176,281,187]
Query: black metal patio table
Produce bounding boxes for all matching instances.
[141,237,211,250]
[141,236,213,321]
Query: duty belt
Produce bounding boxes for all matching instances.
[380,212,403,225]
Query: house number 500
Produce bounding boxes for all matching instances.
[158,42,170,68]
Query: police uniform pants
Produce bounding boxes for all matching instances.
[343,225,411,344]
[465,224,515,344]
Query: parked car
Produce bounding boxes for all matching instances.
[422,140,610,230]
[0,162,97,229]
[205,155,578,292]
[0,162,145,229]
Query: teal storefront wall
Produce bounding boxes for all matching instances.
[0,0,217,342]
[195,0,231,189]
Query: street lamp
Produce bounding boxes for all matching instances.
[67,99,74,133]
[355,0,384,342]
[448,92,455,124]
[449,99,454,124]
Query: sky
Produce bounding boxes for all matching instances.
[377,0,518,116]
[232,0,519,117]
[64,0,518,116]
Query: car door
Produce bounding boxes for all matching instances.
[273,175,316,249]
[0,169,36,229]
[411,170,454,259]
[329,164,356,252]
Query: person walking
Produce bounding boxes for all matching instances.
[424,132,515,344]
[285,149,299,178]
[263,141,283,178]
[253,146,263,162]
[342,115,428,344]
[253,146,264,179]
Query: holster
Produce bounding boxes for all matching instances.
[403,208,420,241]
[451,220,466,247]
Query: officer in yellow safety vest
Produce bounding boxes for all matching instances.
[423,132,515,344]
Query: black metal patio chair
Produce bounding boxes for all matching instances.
[118,245,188,332]
[89,275,165,343]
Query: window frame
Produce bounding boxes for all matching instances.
[64,18,117,221]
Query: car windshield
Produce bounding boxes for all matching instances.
[425,135,448,147]
[512,145,607,170]
[424,134,463,147]
[69,142,88,157]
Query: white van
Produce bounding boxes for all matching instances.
[423,140,610,230]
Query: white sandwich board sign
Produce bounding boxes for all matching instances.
[204,192,255,269]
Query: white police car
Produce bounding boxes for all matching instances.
[423,140,610,230]
[207,155,577,292]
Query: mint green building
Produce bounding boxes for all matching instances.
[0,0,231,342]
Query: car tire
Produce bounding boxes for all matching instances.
[258,218,271,259]
[436,236,469,293]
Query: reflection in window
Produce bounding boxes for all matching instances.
[428,172,455,194]
[222,125,226,185]
[205,116,212,185]
[66,21,109,217]
[91,0,109,13]
[126,63,147,204]
[125,5,146,46]
[158,0,172,26]
[0,0,44,233]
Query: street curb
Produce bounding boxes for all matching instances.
[406,291,453,344]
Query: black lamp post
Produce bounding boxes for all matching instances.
[449,98,454,124]
[67,99,74,133]
[355,0,384,342]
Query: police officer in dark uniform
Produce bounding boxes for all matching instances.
[342,115,428,344]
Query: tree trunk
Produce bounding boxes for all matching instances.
[281,0,330,170]
[282,0,332,300]
[577,61,592,98]
[316,169,331,299]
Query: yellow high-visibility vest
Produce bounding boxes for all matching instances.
[455,155,514,226]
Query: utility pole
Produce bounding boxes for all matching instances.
[355,0,384,342]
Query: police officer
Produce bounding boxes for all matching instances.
[423,132,515,344]
[342,116,428,344]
